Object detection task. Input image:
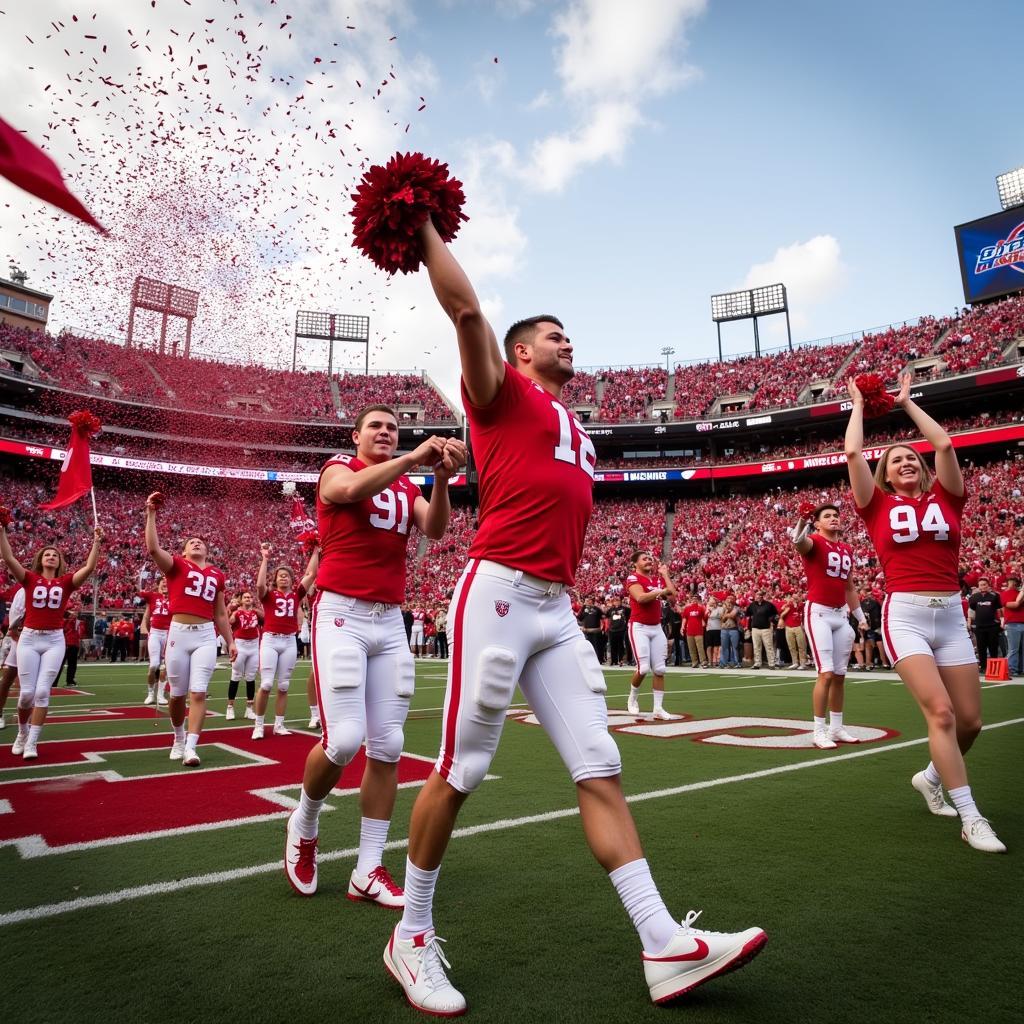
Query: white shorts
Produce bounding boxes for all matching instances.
[259,632,298,691]
[410,625,425,645]
[628,620,667,676]
[147,628,169,670]
[881,593,976,667]
[804,602,856,676]
[232,637,260,681]
[15,628,65,708]
[166,621,218,696]
[436,559,621,794]
[1,634,17,670]
[312,591,415,767]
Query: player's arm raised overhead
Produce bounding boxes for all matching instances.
[414,438,467,540]
[417,217,504,407]
[319,436,446,506]
[299,544,320,592]
[256,542,272,600]
[71,527,104,589]
[891,371,963,497]
[0,521,27,583]
[844,378,876,509]
[789,516,814,555]
[144,492,175,574]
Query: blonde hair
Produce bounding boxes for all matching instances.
[872,445,934,494]
[31,546,67,575]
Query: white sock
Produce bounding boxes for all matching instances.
[923,762,942,787]
[308,702,319,718]
[948,785,981,822]
[255,715,265,727]
[399,859,440,939]
[294,789,324,839]
[653,690,664,711]
[27,724,42,745]
[173,723,186,742]
[608,858,678,954]
[829,711,843,729]
[185,733,199,752]
[18,722,29,737]
[356,817,391,875]
[813,716,827,730]
[275,715,285,729]
[630,684,641,699]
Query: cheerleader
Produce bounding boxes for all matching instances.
[144,492,236,766]
[845,373,1005,853]
[0,522,103,759]
[227,591,261,721]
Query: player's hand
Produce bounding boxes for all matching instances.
[435,439,468,481]
[859,621,868,633]
[145,491,163,512]
[846,378,863,404]
[789,517,811,545]
[229,642,238,662]
[409,435,446,469]
[93,526,105,543]
[260,541,273,558]
[894,371,913,407]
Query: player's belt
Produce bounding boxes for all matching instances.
[474,559,568,597]
[889,593,958,608]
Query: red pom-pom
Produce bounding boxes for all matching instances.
[798,501,817,520]
[69,409,102,437]
[297,529,319,553]
[351,152,469,274]
[0,505,10,529]
[854,374,895,418]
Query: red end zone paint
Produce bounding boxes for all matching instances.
[0,729,433,857]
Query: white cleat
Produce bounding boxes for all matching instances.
[627,693,640,716]
[961,817,1007,854]
[225,704,235,721]
[182,747,201,767]
[157,692,168,706]
[143,690,155,706]
[652,708,678,721]
[0,713,6,730]
[12,733,27,756]
[828,726,861,744]
[283,811,318,896]
[384,925,467,1017]
[169,738,185,761]
[643,910,768,1004]
[347,865,404,909]
[813,728,837,750]
[251,723,265,740]
[244,706,256,720]
[22,741,38,760]
[273,724,292,737]
[911,772,958,817]
[308,715,321,731]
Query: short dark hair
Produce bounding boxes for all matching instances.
[813,503,839,521]
[502,315,564,365]
[1008,576,1021,587]
[631,550,649,566]
[354,404,398,432]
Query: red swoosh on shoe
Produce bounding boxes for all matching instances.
[643,938,710,962]
[352,880,381,899]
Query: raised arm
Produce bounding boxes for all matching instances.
[256,542,272,600]
[657,564,677,598]
[789,517,814,556]
[417,218,505,407]
[892,372,963,497]
[71,527,104,589]
[844,379,876,509]
[0,525,27,583]
[144,493,175,574]
[300,545,320,592]
[319,437,446,506]
[413,439,467,540]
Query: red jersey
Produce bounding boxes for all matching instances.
[625,572,664,626]
[800,533,854,607]
[63,618,84,647]
[22,571,77,630]
[781,603,803,627]
[412,607,426,624]
[232,608,260,640]
[316,454,422,605]
[261,585,306,634]
[680,602,706,636]
[465,366,594,585]
[141,591,171,631]
[165,555,225,620]
[856,482,965,593]
[1001,587,1024,624]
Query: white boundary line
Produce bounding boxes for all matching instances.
[2,716,1020,929]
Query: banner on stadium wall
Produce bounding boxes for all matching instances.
[2,424,1022,488]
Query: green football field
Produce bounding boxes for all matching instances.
[2,660,1020,1024]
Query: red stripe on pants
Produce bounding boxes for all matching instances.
[438,560,479,782]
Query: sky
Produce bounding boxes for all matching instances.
[1,0,1021,409]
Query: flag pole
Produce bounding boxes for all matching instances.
[90,487,98,528]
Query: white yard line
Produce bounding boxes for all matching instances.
[2,716,1020,929]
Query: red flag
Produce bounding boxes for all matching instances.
[0,116,106,232]
[40,411,101,511]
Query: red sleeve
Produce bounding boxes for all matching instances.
[460,365,530,426]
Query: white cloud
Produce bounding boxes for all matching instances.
[742,235,847,329]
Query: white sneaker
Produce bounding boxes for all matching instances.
[169,738,185,761]
[244,706,256,720]
[225,704,235,721]
[0,713,6,729]
[961,816,1007,854]
[652,708,678,721]
[827,726,861,744]
[273,724,292,737]
[384,925,466,1017]
[22,741,38,760]
[157,693,168,706]
[12,732,27,756]
[813,728,837,750]
[251,723,265,740]
[347,865,404,909]
[911,771,957,817]
[643,911,768,1003]
[308,715,321,730]
[143,689,155,706]
[627,693,640,716]
[182,747,201,767]
[284,810,318,896]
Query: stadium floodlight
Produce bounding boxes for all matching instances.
[293,310,370,375]
[127,275,200,357]
[996,166,1024,211]
[660,346,675,373]
[710,283,791,360]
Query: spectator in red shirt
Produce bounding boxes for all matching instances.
[680,598,709,668]
[778,593,809,669]
[56,609,86,688]
[999,575,1024,677]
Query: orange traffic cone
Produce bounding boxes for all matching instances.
[984,657,1010,682]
